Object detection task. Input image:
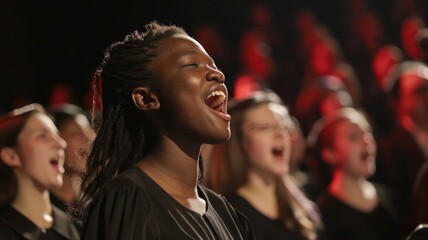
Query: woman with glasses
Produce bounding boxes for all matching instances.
[206,91,324,240]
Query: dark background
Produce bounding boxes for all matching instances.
[0,0,426,114]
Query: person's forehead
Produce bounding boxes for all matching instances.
[20,113,56,137]
[245,104,271,118]
[61,115,89,132]
[245,103,283,123]
[158,34,204,53]
[28,113,55,128]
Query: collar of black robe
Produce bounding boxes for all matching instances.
[0,204,73,240]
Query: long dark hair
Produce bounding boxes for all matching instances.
[77,21,187,214]
[0,104,46,207]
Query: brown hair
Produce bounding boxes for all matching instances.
[306,107,372,189]
[0,103,46,207]
[207,91,322,240]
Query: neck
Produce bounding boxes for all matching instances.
[137,136,204,213]
[238,170,279,219]
[141,147,199,191]
[329,169,378,212]
[329,169,364,190]
[241,170,277,193]
[12,173,53,230]
[329,169,375,200]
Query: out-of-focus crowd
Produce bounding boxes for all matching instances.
[1,1,428,239]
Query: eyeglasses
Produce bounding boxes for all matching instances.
[244,122,288,134]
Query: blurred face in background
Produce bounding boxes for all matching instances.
[310,38,337,76]
[13,113,67,190]
[242,38,275,79]
[372,45,402,90]
[241,103,291,178]
[59,114,95,175]
[327,117,376,178]
[401,17,426,60]
[399,69,428,129]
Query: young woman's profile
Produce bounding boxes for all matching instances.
[78,21,255,240]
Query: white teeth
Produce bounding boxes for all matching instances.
[207,90,226,109]
[207,90,226,99]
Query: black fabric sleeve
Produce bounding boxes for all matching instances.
[200,186,256,240]
[81,181,158,240]
[233,206,257,240]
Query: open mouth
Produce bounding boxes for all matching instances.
[205,90,226,112]
[272,146,284,157]
[50,158,64,173]
[50,159,59,167]
[361,152,372,162]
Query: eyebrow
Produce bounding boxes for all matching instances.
[181,50,198,56]
[179,50,215,64]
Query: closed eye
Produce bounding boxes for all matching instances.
[37,132,48,139]
[184,63,199,68]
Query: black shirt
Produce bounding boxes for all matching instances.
[81,166,255,240]
[0,205,80,240]
[317,184,402,240]
[226,193,307,240]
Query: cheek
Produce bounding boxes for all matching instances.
[65,139,79,158]
[335,143,356,164]
[19,143,48,173]
[65,149,77,169]
[341,144,364,168]
[19,142,38,165]
[243,136,270,160]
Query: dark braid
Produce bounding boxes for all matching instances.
[76,21,187,216]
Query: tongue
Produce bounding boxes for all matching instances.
[205,95,219,109]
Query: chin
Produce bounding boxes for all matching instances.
[54,176,64,187]
[360,169,374,178]
[207,136,230,145]
[273,167,288,176]
[207,129,231,144]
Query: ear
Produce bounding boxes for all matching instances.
[321,147,337,166]
[0,147,21,167]
[132,87,160,111]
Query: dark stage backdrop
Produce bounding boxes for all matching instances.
[0,0,426,113]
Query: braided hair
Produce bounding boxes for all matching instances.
[77,21,187,214]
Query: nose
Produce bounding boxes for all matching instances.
[274,126,290,139]
[280,130,292,148]
[288,129,298,144]
[362,132,374,144]
[54,134,67,150]
[84,130,96,143]
[207,67,225,83]
[362,132,376,150]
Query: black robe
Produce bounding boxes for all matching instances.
[317,184,402,240]
[81,166,255,240]
[0,205,80,240]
